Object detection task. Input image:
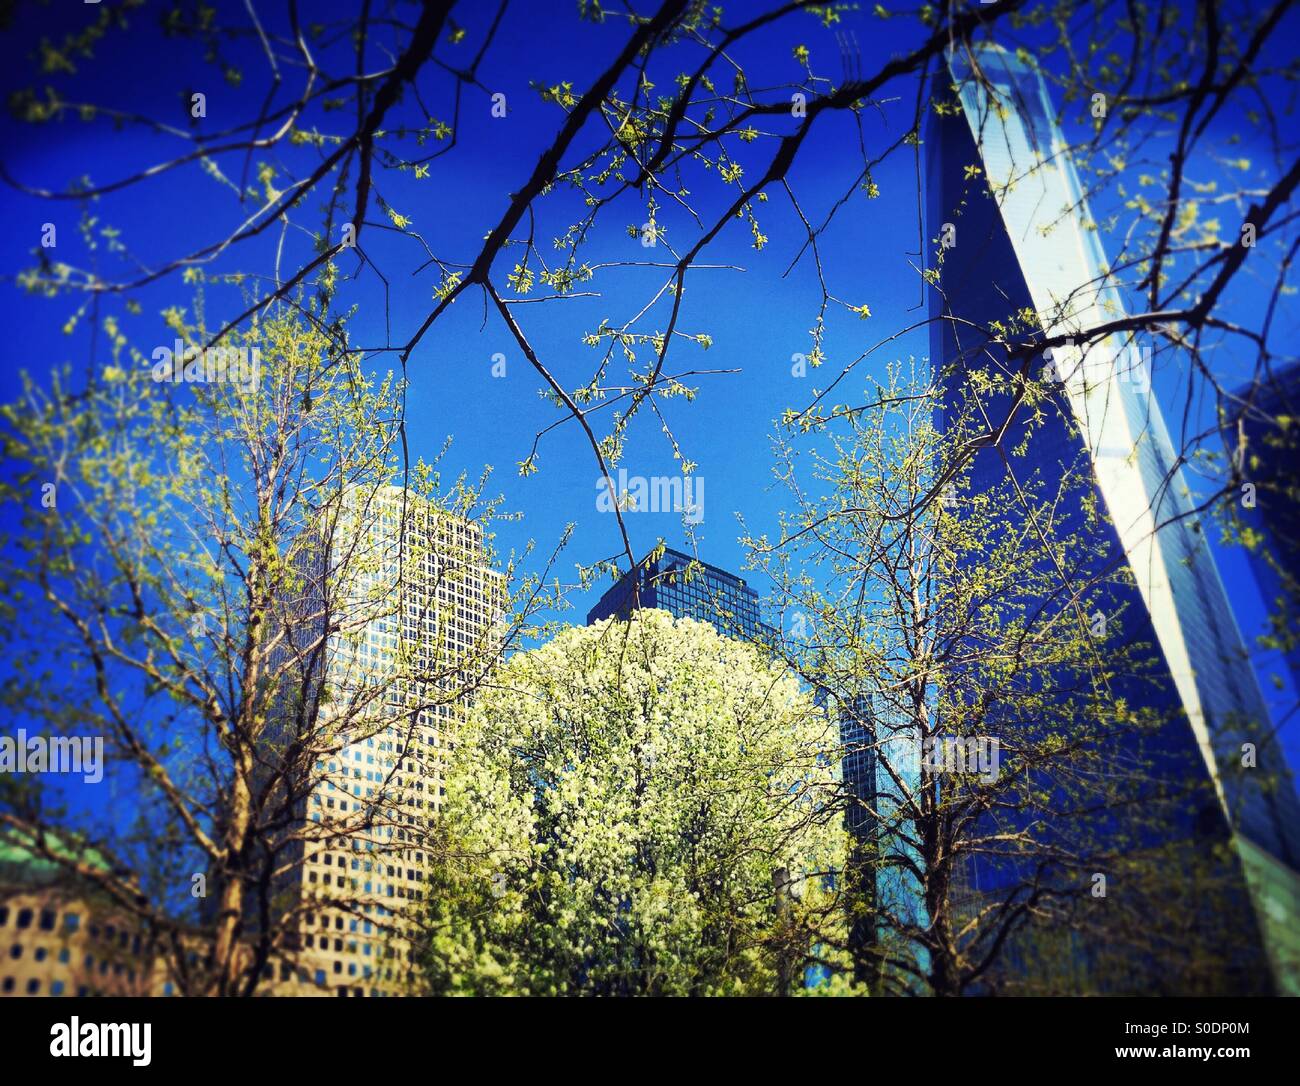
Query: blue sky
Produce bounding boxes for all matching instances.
[1,0,1296,768]
[0,3,937,599]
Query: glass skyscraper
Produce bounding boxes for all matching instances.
[586,546,770,644]
[927,43,1300,993]
[1231,359,1300,694]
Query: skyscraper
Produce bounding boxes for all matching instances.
[927,43,1300,993]
[818,689,882,985]
[586,546,770,644]
[1230,360,1300,693]
[269,485,504,996]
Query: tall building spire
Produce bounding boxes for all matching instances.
[927,43,1300,993]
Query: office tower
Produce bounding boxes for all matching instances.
[1231,360,1300,693]
[926,43,1300,993]
[813,684,929,993]
[589,555,892,985]
[819,690,879,984]
[271,485,504,996]
[586,546,770,644]
[0,836,156,998]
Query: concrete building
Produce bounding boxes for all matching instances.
[266,485,505,995]
[0,840,156,998]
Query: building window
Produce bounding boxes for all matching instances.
[39,909,56,931]
[64,913,80,932]
[51,981,65,996]
[26,979,39,994]
[16,909,32,930]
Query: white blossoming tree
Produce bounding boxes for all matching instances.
[419,609,855,995]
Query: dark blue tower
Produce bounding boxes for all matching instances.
[926,43,1300,993]
[586,546,771,645]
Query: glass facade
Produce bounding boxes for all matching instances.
[585,547,771,645]
[927,43,1300,992]
[1232,359,1300,693]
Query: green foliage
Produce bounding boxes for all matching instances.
[0,301,537,994]
[745,362,1237,994]
[419,610,854,995]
